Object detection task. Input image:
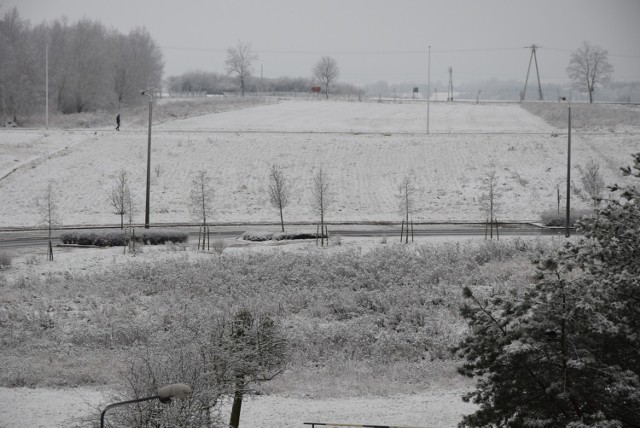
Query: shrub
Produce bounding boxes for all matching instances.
[60,229,188,247]
[242,231,325,242]
[539,208,592,226]
[60,230,127,246]
[136,229,188,245]
[241,231,274,241]
[273,231,323,241]
[0,251,12,269]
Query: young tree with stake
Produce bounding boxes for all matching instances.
[189,170,214,250]
[397,174,418,244]
[311,167,332,246]
[39,181,61,261]
[109,169,130,229]
[479,170,501,238]
[268,164,291,232]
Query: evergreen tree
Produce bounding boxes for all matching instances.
[456,153,640,427]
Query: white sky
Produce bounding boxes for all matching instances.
[4,0,640,85]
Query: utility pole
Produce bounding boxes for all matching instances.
[427,45,431,134]
[447,67,454,101]
[45,43,49,129]
[141,91,153,229]
[566,104,571,238]
[260,64,263,94]
[521,44,543,102]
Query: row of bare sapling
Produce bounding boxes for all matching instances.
[39,157,606,259]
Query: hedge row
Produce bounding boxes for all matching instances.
[539,208,593,227]
[241,231,326,242]
[61,229,189,247]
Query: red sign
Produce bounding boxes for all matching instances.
[311,86,321,93]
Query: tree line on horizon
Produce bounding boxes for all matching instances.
[0,7,163,124]
[3,4,637,128]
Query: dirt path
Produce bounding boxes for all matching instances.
[0,386,476,427]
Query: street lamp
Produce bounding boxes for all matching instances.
[100,383,192,428]
[141,90,153,229]
[427,45,431,134]
[559,97,572,237]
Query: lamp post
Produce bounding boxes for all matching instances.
[427,45,431,134]
[100,383,191,428]
[141,91,153,229]
[566,103,572,238]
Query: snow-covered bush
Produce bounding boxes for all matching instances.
[242,231,323,241]
[0,251,12,270]
[241,231,274,241]
[539,208,592,226]
[60,229,187,246]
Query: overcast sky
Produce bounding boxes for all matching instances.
[4,0,640,86]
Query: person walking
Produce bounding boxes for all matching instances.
[116,114,121,131]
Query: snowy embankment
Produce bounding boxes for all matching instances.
[0,100,638,228]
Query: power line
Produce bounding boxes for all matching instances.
[161,44,640,59]
[160,45,524,55]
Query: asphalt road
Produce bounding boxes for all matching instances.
[0,223,571,250]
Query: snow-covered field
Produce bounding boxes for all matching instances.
[1,100,637,427]
[1,100,638,227]
[155,99,553,133]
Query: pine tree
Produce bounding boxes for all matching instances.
[456,153,640,427]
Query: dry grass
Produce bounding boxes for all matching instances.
[0,238,560,396]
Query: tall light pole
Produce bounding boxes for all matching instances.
[566,103,572,238]
[427,45,431,134]
[141,91,153,229]
[45,42,49,129]
[100,383,191,428]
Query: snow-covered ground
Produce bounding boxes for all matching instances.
[0,386,476,428]
[0,238,485,427]
[155,99,553,133]
[0,100,637,228]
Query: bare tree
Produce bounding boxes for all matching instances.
[2,13,164,119]
[479,170,501,238]
[311,167,332,245]
[125,185,136,226]
[0,8,40,123]
[38,181,61,261]
[225,41,257,97]
[221,310,286,428]
[312,56,339,99]
[189,170,215,250]
[268,164,291,232]
[566,41,614,104]
[109,169,130,229]
[111,27,164,107]
[578,159,605,208]
[189,170,215,227]
[397,175,418,243]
